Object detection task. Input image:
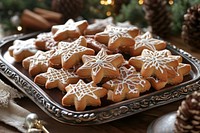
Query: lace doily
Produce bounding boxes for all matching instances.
[0,79,24,107]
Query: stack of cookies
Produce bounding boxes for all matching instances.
[8,17,191,111]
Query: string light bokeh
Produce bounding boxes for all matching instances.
[100,0,114,16]
[137,0,174,5]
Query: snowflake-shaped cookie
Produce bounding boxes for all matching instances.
[8,38,37,62]
[103,66,151,102]
[130,32,166,56]
[129,49,182,81]
[35,32,58,50]
[34,67,79,91]
[95,25,139,51]
[62,79,107,111]
[49,36,95,70]
[52,19,88,41]
[76,48,124,83]
[148,63,191,90]
[22,50,55,76]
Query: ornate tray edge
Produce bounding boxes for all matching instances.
[0,34,200,125]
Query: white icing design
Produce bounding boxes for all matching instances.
[53,19,87,37]
[10,38,37,55]
[51,36,92,66]
[37,32,52,41]
[87,17,114,31]
[28,50,54,69]
[41,67,79,84]
[36,32,58,50]
[147,63,191,89]
[136,49,178,74]
[116,21,138,28]
[105,66,147,95]
[65,80,103,101]
[106,25,134,44]
[80,48,122,76]
[134,32,165,51]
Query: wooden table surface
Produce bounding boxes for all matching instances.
[0,36,200,133]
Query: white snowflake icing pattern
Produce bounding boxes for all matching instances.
[137,49,177,74]
[106,66,146,95]
[134,31,165,51]
[50,36,93,68]
[54,19,77,35]
[10,38,37,55]
[87,17,114,32]
[66,80,103,101]
[81,48,121,76]
[106,25,134,44]
[52,19,87,37]
[36,32,58,50]
[28,50,54,69]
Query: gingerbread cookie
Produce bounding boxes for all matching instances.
[35,32,58,50]
[148,63,191,90]
[116,21,137,28]
[49,36,95,70]
[62,79,107,111]
[84,17,114,35]
[22,50,54,76]
[76,48,124,83]
[8,38,37,62]
[103,66,151,102]
[86,37,114,54]
[95,25,139,51]
[129,49,182,81]
[52,19,88,41]
[34,67,79,91]
[130,31,166,56]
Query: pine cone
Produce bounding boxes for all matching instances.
[174,91,200,133]
[182,4,200,49]
[51,0,83,21]
[143,0,171,38]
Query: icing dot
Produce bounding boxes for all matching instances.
[96,59,103,65]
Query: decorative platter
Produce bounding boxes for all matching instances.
[0,32,200,125]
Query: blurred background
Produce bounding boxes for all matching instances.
[0,0,200,40]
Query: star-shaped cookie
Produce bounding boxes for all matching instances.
[130,32,166,56]
[62,79,107,111]
[49,36,95,70]
[35,32,58,50]
[116,21,138,28]
[34,67,80,91]
[8,38,37,62]
[103,66,151,102]
[22,50,54,76]
[84,17,114,35]
[52,19,88,41]
[148,63,191,90]
[86,37,115,54]
[129,49,182,81]
[76,48,124,83]
[95,25,139,51]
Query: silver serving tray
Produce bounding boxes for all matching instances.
[0,33,200,125]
